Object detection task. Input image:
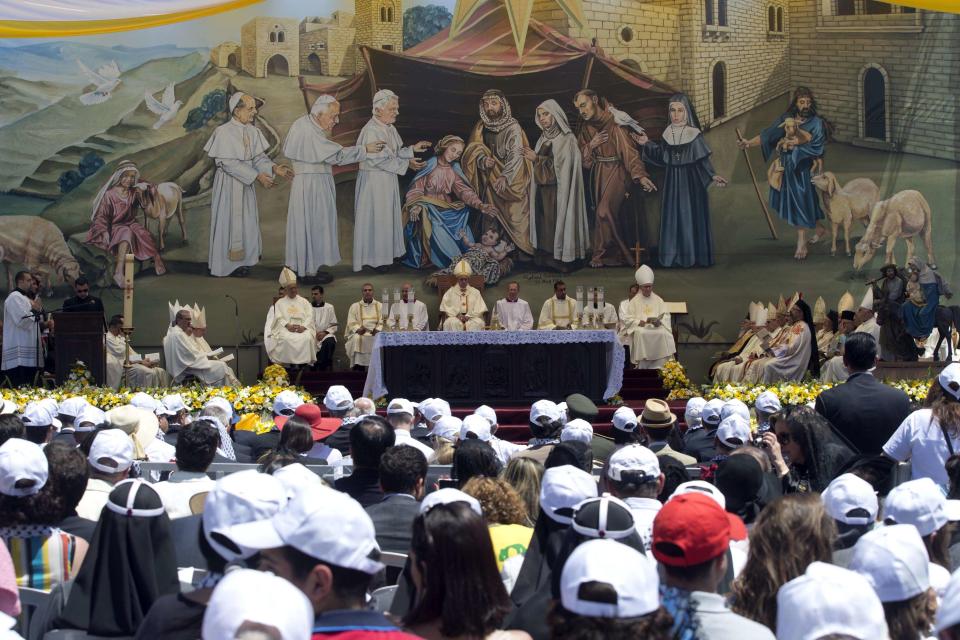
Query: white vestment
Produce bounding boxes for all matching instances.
[822,319,880,383]
[283,114,366,274]
[583,302,618,329]
[105,332,171,389]
[387,300,429,331]
[204,118,274,277]
[761,323,812,383]
[538,296,581,330]
[441,286,487,332]
[192,335,213,354]
[312,303,338,346]
[494,298,534,331]
[163,325,240,386]
[624,292,676,368]
[617,299,632,346]
[743,325,790,384]
[265,295,318,365]
[1,290,38,370]
[528,100,589,262]
[353,117,414,271]
[344,301,383,367]
[713,333,763,383]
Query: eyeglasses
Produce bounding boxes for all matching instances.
[776,432,793,445]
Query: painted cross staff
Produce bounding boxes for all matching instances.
[736,127,779,240]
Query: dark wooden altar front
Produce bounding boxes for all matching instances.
[381,341,608,405]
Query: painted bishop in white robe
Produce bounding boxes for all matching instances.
[284,96,383,275]
[205,93,292,277]
[353,90,431,271]
[345,289,384,368]
[265,268,318,366]
[105,326,171,390]
[494,284,534,331]
[624,266,676,369]
[163,315,240,387]
[441,261,487,332]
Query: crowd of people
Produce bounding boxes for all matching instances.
[0,330,960,639]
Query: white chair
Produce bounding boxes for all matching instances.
[369,585,398,613]
[379,551,408,569]
[17,587,49,638]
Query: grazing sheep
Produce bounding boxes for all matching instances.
[0,216,82,293]
[853,190,935,271]
[811,172,880,256]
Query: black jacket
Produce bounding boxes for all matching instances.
[365,493,420,553]
[334,467,383,507]
[815,371,912,455]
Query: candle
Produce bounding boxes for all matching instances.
[122,254,134,330]
[393,288,401,304]
[598,286,605,308]
[409,289,415,304]
[381,289,390,319]
[575,285,583,304]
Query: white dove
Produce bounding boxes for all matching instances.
[144,83,183,129]
[608,105,645,135]
[77,59,121,105]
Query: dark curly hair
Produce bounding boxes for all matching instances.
[549,600,674,640]
[0,474,67,526]
[44,441,89,519]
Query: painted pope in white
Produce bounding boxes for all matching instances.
[624,265,676,369]
[204,92,292,277]
[265,268,318,366]
[353,89,431,271]
[440,261,487,331]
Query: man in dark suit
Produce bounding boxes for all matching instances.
[334,415,395,507]
[815,332,912,454]
[62,277,105,314]
[365,445,427,553]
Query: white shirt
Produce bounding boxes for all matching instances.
[76,478,115,521]
[494,298,534,331]
[152,472,216,519]
[307,442,343,465]
[394,429,436,462]
[623,496,661,552]
[883,408,960,488]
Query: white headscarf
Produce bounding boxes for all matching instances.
[534,99,572,140]
[90,160,139,221]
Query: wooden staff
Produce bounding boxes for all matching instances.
[736,127,778,240]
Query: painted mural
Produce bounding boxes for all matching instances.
[1,0,958,380]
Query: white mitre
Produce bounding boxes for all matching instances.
[635,265,654,286]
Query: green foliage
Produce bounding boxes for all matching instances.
[184,89,228,131]
[678,316,720,339]
[183,106,208,131]
[403,5,452,49]
[78,151,104,178]
[58,169,83,193]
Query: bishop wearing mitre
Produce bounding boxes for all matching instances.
[440,261,487,331]
[105,314,171,389]
[265,267,318,366]
[345,283,383,369]
[624,265,676,369]
[163,302,240,386]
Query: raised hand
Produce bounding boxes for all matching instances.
[589,131,608,149]
[629,131,649,146]
[413,140,432,153]
[520,146,537,161]
[409,158,426,171]
[482,156,496,170]
[365,141,386,153]
[480,203,499,217]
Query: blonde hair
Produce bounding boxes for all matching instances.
[500,457,544,520]
[434,438,455,465]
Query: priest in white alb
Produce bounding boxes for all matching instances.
[163,303,240,386]
[387,283,429,331]
[205,92,293,278]
[353,90,431,271]
[284,95,384,277]
[538,280,581,330]
[624,265,676,369]
[265,267,318,366]
[440,261,487,331]
[105,314,171,389]
[344,283,384,369]
[617,284,640,347]
[493,281,533,331]
[310,285,338,371]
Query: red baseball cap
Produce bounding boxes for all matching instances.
[652,493,733,567]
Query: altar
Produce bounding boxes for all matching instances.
[363,330,625,404]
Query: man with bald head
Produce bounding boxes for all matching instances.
[493,281,533,330]
[205,92,293,277]
[345,283,383,370]
[387,282,428,331]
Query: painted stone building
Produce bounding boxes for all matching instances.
[240,17,301,78]
[210,41,241,69]
[354,0,404,71]
[301,12,360,77]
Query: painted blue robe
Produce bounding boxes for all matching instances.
[902,282,939,338]
[401,157,476,269]
[760,114,826,229]
[642,135,715,268]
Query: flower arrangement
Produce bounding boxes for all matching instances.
[262,364,289,386]
[604,394,624,406]
[64,360,94,391]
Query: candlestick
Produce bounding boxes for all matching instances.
[409,288,415,304]
[122,254,134,330]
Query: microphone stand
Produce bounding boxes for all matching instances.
[21,305,63,387]
[225,294,241,380]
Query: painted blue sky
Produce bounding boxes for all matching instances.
[0,0,456,48]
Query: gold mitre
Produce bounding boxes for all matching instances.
[767,302,777,319]
[837,291,856,314]
[786,292,800,312]
[813,296,826,323]
[453,260,473,277]
[279,267,297,288]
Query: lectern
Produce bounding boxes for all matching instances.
[52,312,106,385]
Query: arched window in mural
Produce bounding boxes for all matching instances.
[863,66,887,140]
[712,62,726,119]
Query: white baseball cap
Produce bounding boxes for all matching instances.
[322,385,353,412]
[203,397,234,419]
[0,399,17,415]
[386,398,416,416]
[720,399,750,422]
[75,405,106,432]
[130,392,163,416]
[530,399,561,424]
[754,391,782,415]
[57,397,89,419]
[560,539,659,618]
[420,398,451,423]
[459,414,492,442]
[716,414,751,449]
[776,561,888,640]
[556,401,569,425]
[611,406,638,433]
[937,363,960,400]
[561,419,593,444]
[0,438,48,497]
[203,470,286,562]
[475,405,497,427]
[420,487,482,516]
[540,465,598,524]
[160,394,188,416]
[201,568,313,640]
[671,480,726,509]
[429,415,462,441]
[607,444,660,483]
[683,397,706,428]
[87,428,134,474]
[935,567,960,634]
[822,473,878,526]
[217,486,384,575]
[883,477,960,536]
[273,390,303,416]
[20,402,61,430]
[700,399,725,427]
[850,524,929,602]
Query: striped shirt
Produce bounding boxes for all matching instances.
[1,524,78,591]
